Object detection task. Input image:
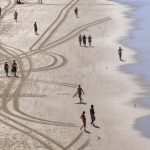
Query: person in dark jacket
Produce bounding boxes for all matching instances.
[11,60,18,77]
[38,0,42,3]
[74,7,78,17]
[88,35,92,47]
[16,0,21,4]
[4,62,9,76]
[14,11,18,21]
[118,46,123,61]
[90,105,96,126]
[34,22,38,35]
[79,35,82,46]
[0,7,2,18]
[82,34,87,47]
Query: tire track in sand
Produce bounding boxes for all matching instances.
[0,44,66,150]
[0,46,88,149]
[41,17,112,51]
[0,0,98,148]
[0,0,16,19]
[0,43,75,127]
[30,0,81,51]
[0,17,112,65]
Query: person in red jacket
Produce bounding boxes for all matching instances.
[4,62,9,77]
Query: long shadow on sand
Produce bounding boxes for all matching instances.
[93,124,100,129]
[75,102,87,105]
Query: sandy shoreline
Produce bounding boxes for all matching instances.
[0,0,149,149]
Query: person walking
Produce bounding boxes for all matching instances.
[82,34,87,47]
[77,85,85,103]
[118,46,123,61]
[4,62,9,77]
[88,35,92,47]
[14,11,18,22]
[74,7,78,17]
[11,60,18,77]
[79,35,82,46]
[90,105,96,126]
[34,22,38,35]
[80,111,86,131]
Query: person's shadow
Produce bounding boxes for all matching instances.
[15,76,20,78]
[84,130,91,134]
[75,102,87,105]
[120,59,126,62]
[93,124,100,129]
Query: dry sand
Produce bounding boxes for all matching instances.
[0,0,149,149]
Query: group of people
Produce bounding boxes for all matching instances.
[74,7,92,47]
[4,60,18,77]
[73,85,97,131]
[79,34,92,47]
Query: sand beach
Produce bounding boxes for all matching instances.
[0,0,149,149]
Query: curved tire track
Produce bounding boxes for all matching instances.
[0,43,75,127]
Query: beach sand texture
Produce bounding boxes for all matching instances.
[0,0,149,149]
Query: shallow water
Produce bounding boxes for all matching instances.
[116,0,150,139]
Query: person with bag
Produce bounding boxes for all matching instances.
[11,60,18,77]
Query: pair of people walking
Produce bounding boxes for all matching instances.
[80,105,96,131]
[79,34,92,47]
[4,60,18,77]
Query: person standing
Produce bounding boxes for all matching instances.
[79,35,82,46]
[118,46,123,61]
[77,85,85,103]
[14,11,18,22]
[90,105,96,126]
[38,0,42,3]
[4,62,9,77]
[80,111,86,131]
[0,7,2,18]
[88,35,92,47]
[74,7,78,17]
[11,60,18,77]
[82,34,87,47]
[16,0,21,4]
[34,22,38,35]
